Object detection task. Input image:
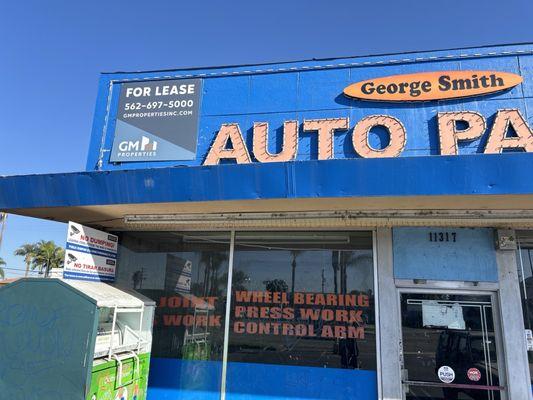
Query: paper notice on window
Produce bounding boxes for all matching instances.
[525,329,533,351]
[422,301,465,330]
[165,255,193,294]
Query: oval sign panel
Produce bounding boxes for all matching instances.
[343,70,522,102]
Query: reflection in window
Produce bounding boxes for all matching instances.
[229,232,375,369]
[115,230,377,399]
[116,232,231,399]
[401,294,501,400]
[226,231,377,400]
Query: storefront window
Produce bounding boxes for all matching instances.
[116,230,377,399]
[116,232,231,400]
[517,232,533,391]
[226,231,377,399]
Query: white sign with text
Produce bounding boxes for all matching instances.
[63,221,118,282]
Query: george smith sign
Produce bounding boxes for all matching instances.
[203,71,530,165]
[343,71,522,102]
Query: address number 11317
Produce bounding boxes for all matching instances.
[429,232,457,242]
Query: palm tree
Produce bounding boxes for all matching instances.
[332,251,340,294]
[0,257,5,280]
[14,243,37,277]
[200,251,229,296]
[290,250,302,297]
[31,241,65,277]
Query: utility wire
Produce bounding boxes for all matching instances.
[1,266,42,273]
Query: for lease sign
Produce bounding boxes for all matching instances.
[63,221,118,282]
[110,78,202,163]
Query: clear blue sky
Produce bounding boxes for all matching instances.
[1,0,533,277]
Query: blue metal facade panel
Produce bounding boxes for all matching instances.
[146,359,377,400]
[249,73,299,114]
[519,55,533,98]
[392,228,498,282]
[297,68,350,111]
[2,153,533,210]
[85,44,533,172]
[202,75,250,116]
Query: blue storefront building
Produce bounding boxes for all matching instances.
[2,43,533,399]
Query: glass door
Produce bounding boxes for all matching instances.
[400,292,504,400]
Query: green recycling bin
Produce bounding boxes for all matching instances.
[0,278,155,400]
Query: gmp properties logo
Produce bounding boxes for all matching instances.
[117,136,158,158]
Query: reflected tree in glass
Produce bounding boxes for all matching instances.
[332,251,339,294]
[200,251,228,297]
[263,279,288,292]
[290,250,302,297]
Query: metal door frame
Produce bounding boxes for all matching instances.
[396,286,507,400]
